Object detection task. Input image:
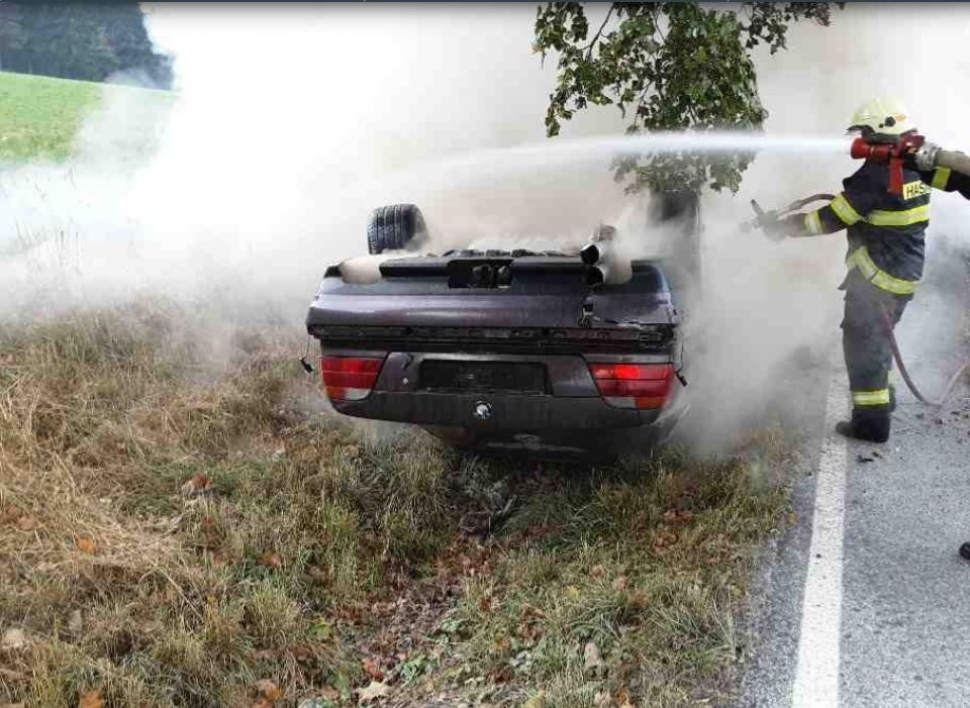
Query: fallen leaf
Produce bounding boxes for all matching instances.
[590,564,606,579]
[629,592,649,611]
[291,643,313,662]
[362,657,385,681]
[4,505,22,519]
[78,690,104,708]
[255,679,283,701]
[258,552,282,570]
[15,515,37,532]
[663,509,694,524]
[310,619,332,640]
[181,473,212,496]
[1,628,27,650]
[565,585,580,600]
[652,529,679,550]
[583,641,603,671]
[343,445,360,458]
[617,688,635,708]
[76,537,98,555]
[612,575,628,591]
[488,665,514,683]
[519,623,542,646]
[356,680,390,704]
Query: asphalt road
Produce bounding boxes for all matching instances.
[735,241,970,708]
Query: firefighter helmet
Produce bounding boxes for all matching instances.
[848,97,915,141]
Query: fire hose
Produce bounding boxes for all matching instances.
[743,194,969,408]
[879,306,969,407]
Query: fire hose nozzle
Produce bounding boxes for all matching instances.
[850,134,926,194]
[850,136,879,161]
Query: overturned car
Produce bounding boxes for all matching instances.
[306,198,699,456]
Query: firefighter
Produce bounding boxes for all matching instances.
[773,98,970,443]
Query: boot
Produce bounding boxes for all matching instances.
[960,543,970,562]
[835,407,890,443]
[889,383,896,413]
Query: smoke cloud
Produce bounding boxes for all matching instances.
[1,3,968,447]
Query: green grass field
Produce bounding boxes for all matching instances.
[0,71,102,161]
[0,71,174,162]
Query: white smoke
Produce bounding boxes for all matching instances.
[680,3,970,445]
[1,3,968,445]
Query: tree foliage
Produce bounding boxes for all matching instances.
[0,3,171,88]
[534,3,840,194]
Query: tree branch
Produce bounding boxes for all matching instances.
[583,5,614,58]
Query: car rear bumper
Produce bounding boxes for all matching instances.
[332,391,665,429]
[322,350,683,430]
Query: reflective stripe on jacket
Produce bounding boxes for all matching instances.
[801,160,935,292]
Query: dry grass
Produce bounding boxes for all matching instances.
[0,303,791,708]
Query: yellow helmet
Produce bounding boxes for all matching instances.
[848,97,915,140]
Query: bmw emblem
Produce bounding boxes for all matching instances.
[473,400,493,421]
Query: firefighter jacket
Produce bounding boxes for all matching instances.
[799,162,969,295]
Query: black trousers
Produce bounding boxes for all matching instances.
[841,269,912,417]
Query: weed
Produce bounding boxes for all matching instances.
[0,305,791,707]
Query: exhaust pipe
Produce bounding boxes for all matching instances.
[581,241,611,288]
[580,241,605,266]
[584,264,609,288]
[581,236,631,287]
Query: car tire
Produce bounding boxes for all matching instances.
[367,203,428,255]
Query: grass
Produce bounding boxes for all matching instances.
[0,71,102,161]
[2,55,794,708]
[0,304,792,707]
[0,70,174,162]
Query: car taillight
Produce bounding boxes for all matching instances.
[320,356,385,401]
[589,362,674,409]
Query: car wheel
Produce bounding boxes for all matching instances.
[367,203,428,255]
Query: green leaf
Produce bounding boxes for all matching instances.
[533,1,842,194]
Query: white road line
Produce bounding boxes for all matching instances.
[791,374,849,708]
